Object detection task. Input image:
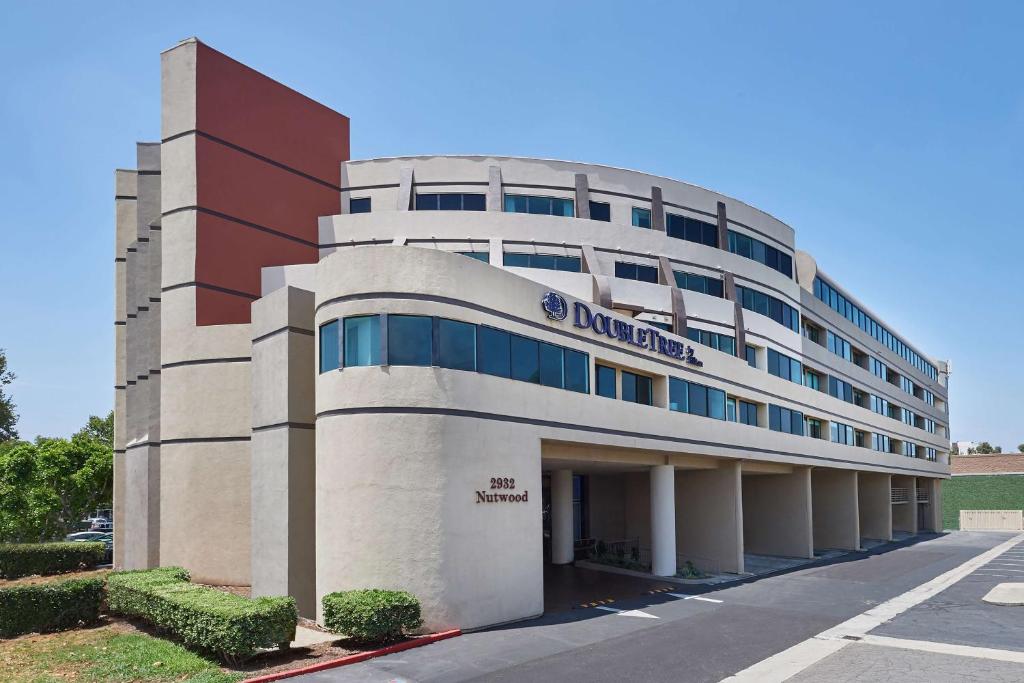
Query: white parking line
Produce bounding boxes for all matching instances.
[721,532,1024,682]
[858,634,1024,664]
[594,606,659,619]
[666,592,724,603]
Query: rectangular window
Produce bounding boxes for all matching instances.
[387,315,432,366]
[503,253,581,272]
[510,335,540,383]
[589,201,611,222]
[674,271,724,298]
[708,387,726,421]
[596,364,616,399]
[831,421,855,446]
[803,369,820,391]
[539,342,564,388]
[564,349,589,393]
[343,315,381,367]
[504,194,574,217]
[739,400,758,426]
[666,213,718,248]
[735,285,799,332]
[319,320,340,373]
[632,207,652,229]
[477,326,511,378]
[414,193,486,211]
[614,261,659,283]
[456,251,489,263]
[727,230,792,278]
[437,318,476,371]
[622,371,653,406]
[349,197,371,214]
[768,348,801,384]
[807,418,822,439]
[727,397,736,422]
[828,376,854,403]
[746,344,757,368]
[688,382,708,417]
[669,377,688,413]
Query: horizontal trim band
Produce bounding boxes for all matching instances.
[315,291,946,450]
[341,183,401,193]
[161,357,251,369]
[161,436,251,445]
[161,281,260,301]
[162,129,343,191]
[126,441,159,450]
[162,205,319,249]
[315,406,944,477]
[252,421,316,433]
[252,325,315,345]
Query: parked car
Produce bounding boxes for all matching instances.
[65,531,108,542]
[96,532,114,563]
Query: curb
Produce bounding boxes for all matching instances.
[240,629,462,683]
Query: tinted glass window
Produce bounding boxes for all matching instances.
[596,364,616,398]
[632,207,651,228]
[344,315,380,367]
[564,350,589,393]
[539,342,564,388]
[388,315,432,366]
[688,382,708,417]
[589,201,611,221]
[349,197,371,214]
[438,318,476,371]
[746,345,757,368]
[503,253,529,267]
[510,335,540,383]
[319,320,340,373]
[708,388,726,420]
[477,326,511,377]
[457,251,489,263]
[462,193,486,211]
[669,377,688,413]
[504,194,574,217]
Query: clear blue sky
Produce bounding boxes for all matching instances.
[1,2,1021,447]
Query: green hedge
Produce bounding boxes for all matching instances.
[322,589,422,644]
[0,542,106,579]
[0,578,105,638]
[106,567,297,663]
[943,475,1024,529]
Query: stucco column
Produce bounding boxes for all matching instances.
[676,461,744,574]
[742,467,813,559]
[551,469,574,565]
[892,474,917,535]
[650,465,677,577]
[811,468,860,551]
[858,472,893,541]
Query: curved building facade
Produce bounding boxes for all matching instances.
[114,41,950,632]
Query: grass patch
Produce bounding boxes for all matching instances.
[0,624,240,683]
[943,475,1024,529]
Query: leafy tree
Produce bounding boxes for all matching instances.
[1019,444,1024,454]
[0,414,112,542]
[0,349,17,442]
[973,442,998,455]
[74,411,113,447]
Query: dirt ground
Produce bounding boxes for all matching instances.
[0,567,110,587]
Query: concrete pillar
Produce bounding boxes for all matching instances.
[811,469,860,551]
[858,472,893,541]
[742,467,813,558]
[650,465,677,576]
[251,286,317,617]
[677,461,744,574]
[892,474,918,535]
[551,469,574,565]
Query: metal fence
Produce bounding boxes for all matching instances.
[960,510,1024,531]
[891,487,910,504]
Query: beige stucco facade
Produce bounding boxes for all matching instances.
[114,42,950,632]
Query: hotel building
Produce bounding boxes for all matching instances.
[114,39,950,631]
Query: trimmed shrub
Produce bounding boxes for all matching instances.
[0,577,105,638]
[322,589,423,644]
[106,567,297,663]
[0,542,106,579]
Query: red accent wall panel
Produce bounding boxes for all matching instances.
[191,42,349,326]
[195,136,338,245]
[195,43,349,185]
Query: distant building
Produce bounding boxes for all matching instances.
[953,440,978,455]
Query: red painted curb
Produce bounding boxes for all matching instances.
[240,629,462,683]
